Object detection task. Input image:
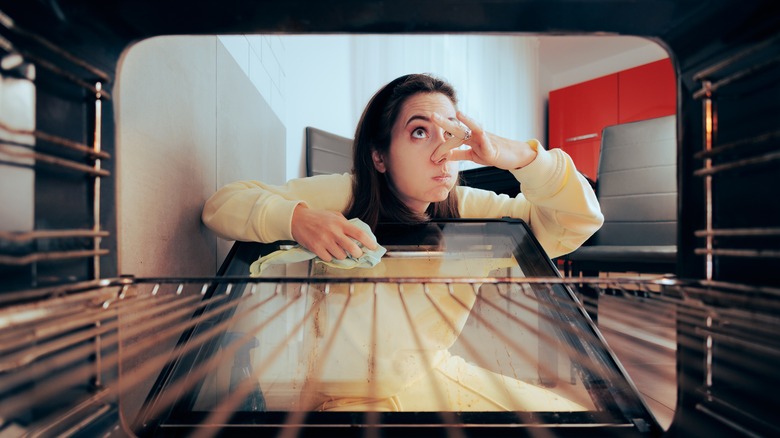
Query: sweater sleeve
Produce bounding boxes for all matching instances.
[202,173,354,242]
[457,140,603,258]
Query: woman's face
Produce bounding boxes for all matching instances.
[373,92,460,213]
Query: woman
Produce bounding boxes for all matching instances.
[203,73,605,412]
[202,73,603,260]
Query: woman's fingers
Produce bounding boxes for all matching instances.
[319,227,375,261]
[335,234,364,259]
[344,225,379,251]
[325,241,353,261]
[430,113,472,163]
[290,205,378,262]
[444,115,472,140]
[456,111,481,133]
[431,136,466,164]
[430,112,492,164]
[447,147,475,163]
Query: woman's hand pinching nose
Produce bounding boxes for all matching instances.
[431,113,472,164]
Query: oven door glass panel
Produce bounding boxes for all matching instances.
[132,219,656,435]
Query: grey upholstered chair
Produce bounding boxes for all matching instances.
[566,115,677,320]
[305,127,353,177]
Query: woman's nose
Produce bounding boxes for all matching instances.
[432,128,459,164]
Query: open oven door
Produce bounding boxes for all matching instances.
[133,219,661,437]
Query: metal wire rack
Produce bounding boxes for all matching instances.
[0,6,111,292]
[2,274,777,437]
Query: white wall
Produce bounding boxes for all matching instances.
[282,36,355,179]
[216,35,288,128]
[117,36,286,276]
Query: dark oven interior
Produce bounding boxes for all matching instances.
[1,1,779,437]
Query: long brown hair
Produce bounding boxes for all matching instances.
[345,74,461,229]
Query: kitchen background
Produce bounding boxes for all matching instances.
[115,34,670,277]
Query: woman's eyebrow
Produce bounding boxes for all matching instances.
[405,114,430,127]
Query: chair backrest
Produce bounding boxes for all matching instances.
[305,127,353,176]
[596,115,677,246]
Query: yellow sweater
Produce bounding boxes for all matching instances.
[202,141,603,258]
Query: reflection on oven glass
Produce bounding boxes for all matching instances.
[190,239,595,413]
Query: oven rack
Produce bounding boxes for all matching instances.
[690,30,780,280]
[0,6,111,291]
[2,275,778,437]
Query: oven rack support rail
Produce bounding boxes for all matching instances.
[0,6,112,291]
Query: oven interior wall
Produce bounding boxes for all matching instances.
[117,36,286,276]
[0,75,34,289]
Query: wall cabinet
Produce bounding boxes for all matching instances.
[548,58,675,180]
[618,59,677,124]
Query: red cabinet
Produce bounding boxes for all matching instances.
[549,74,618,181]
[618,59,676,124]
[548,58,675,180]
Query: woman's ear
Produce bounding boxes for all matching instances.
[372,150,386,173]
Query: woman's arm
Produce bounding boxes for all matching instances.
[430,112,602,258]
[457,142,604,259]
[202,174,373,254]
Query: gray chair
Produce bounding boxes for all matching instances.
[305,127,353,177]
[567,116,677,319]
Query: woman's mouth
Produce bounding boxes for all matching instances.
[433,174,451,183]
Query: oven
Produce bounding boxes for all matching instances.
[1,1,779,437]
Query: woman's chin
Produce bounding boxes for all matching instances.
[428,189,452,202]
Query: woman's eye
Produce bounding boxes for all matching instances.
[412,128,428,139]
